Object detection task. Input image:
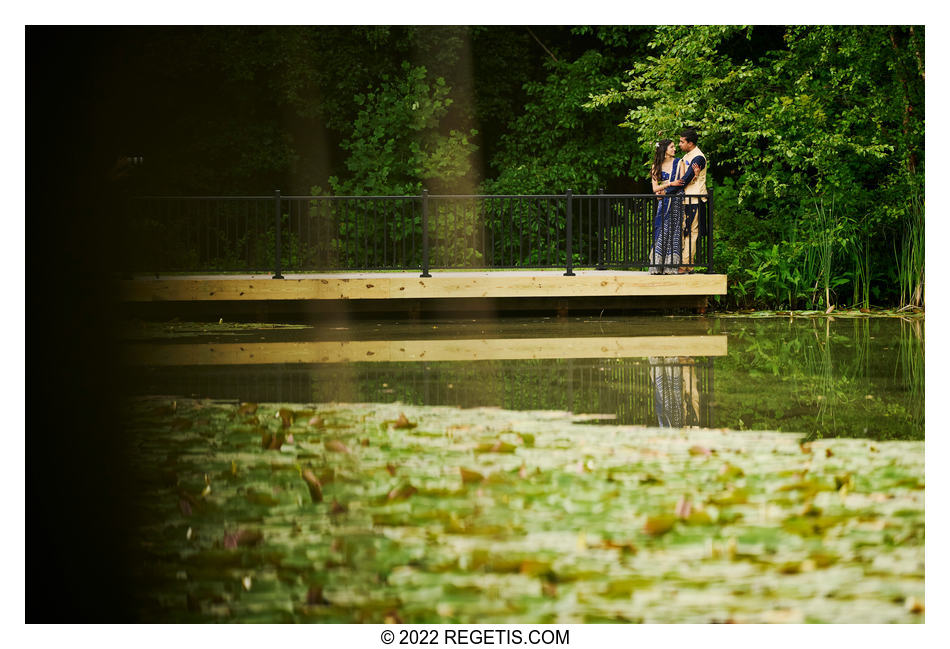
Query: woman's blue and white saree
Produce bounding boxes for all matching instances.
[649,160,684,274]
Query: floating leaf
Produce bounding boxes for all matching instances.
[782,514,844,537]
[261,432,284,451]
[834,473,854,492]
[324,439,351,454]
[519,559,552,576]
[689,445,713,457]
[710,487,748,506]
[718,462,745,481]
[476,440,517,454]
[308,415,324,428]
[643,514,676,536]
[301,469,323,503]
[675,496,692,520]
[685,508,712,525]
[778,561,802,574]
[276,408,294,428]
[245,490,279,506]
[778,479,833,498]
[597,539,637,554]
[460,467,485,485]
[808,551,839,568]
[393,413,417,430]
[223,528,263,549]
[306,585,328,606]
[237,402,258,416]
[387,483,417,501]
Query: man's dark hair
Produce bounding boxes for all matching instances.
[681,127,699,144]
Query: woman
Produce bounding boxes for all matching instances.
[649,139,687,274]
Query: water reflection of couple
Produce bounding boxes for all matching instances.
[649,128,708,274]
[649,357,701,428]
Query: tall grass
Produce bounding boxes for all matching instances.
[807,193,844,309]
[896,191,924,309]
[851,225,871,310]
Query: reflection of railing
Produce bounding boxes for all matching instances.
[128,357,716,428]
[123,191,714,276]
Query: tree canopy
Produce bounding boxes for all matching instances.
[36,25,923,308]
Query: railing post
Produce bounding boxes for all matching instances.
[596,188,606,270]
[563,189,575,276]
[706,189,714,272]
[272,189,284,279]
[420,189,431,278]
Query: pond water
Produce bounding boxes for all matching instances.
[126,314,923,441]
[120,313,924,622]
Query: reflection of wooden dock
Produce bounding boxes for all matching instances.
[119,270,727,312]
[124,335,728,366]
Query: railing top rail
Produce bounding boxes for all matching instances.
[571,193,713,199]
[134,192,712,200]
[135,195,276,201]
[424,194,565,199]
[282,195,420,200]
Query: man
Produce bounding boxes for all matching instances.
[661,127,708,273]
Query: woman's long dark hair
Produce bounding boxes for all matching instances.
[651,138,673,182]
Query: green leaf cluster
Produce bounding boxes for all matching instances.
[329,63,479,197]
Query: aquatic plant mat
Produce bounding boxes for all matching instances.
[127,399,924,623]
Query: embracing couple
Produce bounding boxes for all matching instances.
[648,127,709,275]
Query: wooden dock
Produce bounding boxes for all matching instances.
[118,270,727,313]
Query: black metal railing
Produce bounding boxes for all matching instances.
[123,190,713,276]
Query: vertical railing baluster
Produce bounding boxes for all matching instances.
[489,198,495,267]
[548,197,554,266]
[706,189,714,272]
[272,189,284,278]
[596,188,605,270]
[421,189,431,277]
[564,189,574,276]
[520,196,525,267]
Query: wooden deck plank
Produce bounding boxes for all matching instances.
[123,335,728,366]
[119,271,727,302]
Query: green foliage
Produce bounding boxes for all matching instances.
[483,49,637,195]
[588,25,925,308]
[329,63,479,196]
